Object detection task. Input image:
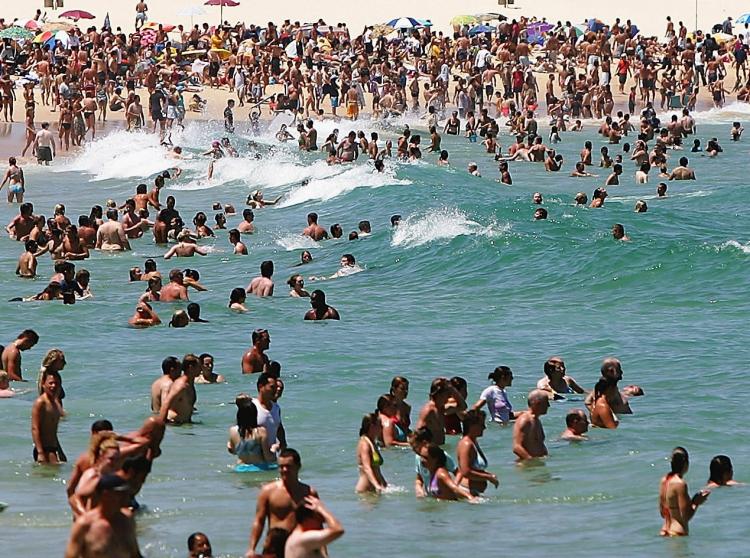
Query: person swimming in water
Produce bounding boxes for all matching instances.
[659,447,709,536]
[456,409,498,495]
[536,356,585,399]
[704,455,741,489]
[355,412,387,493]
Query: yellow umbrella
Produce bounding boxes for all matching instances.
[451,15,478,26]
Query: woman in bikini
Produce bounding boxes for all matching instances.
[659,447,709,536]
[0,157,25,203]
[355,412,387,493]
[58,101,73,151]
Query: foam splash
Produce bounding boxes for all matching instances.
[660,101,750,124]
[277,164,411,208]
[720,240,750,254]
[274,234,320,251]
[391,208,508,248]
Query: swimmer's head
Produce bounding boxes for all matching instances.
[575,192,588,205]
[709,455,734,485]
[534,208,548,220]
[212,140,220,148]
[670,446,690,475]
[566,409,589,434]
[634,200,648,213]
[390,214,401,227]
[527,389,550,415]
[301,250,313,264]
[169,310,189,328]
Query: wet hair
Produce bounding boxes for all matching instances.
[91,419,114,433]
[267,360,281,379]
[260,260,274,278]
[243,208,254,220]
[252,328,268,345]
[307,212,318,223]
[229,287,246,306]
[187,532,210,552]
[348,231,359,240]
[450,376,467,394]
[161,356,180,374]
[391,215,401,226]
[358,220,371,233]
[461,409,486,435]
[136,183,147,194]
[237,400,260,438]
[256,371,274,390]
[593,378,613,400]
[426,443,447,468]
[19,329,39,344]
[287,274,303,288]
[279,447,301,467]
[565,409,584,427]
[708,455,733,484]
[429,377,451,399]
[390,376,409,395]
[488,365,512,382]
[612,223,625,238]
[330,223,343,238]
[341,254,355,265]
[359,412,380,436]
[670,446,689,475]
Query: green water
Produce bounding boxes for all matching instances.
[0,112,748,557]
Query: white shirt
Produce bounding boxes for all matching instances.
[475,48,490,69]
[479,385,512,423]
[253,398,281,444]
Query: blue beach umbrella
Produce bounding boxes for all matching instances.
[469,24,496,36]
[386,17,422,30]
[737,13,750,24]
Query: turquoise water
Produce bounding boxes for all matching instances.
[1,108,749,557]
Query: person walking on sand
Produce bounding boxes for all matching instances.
[33,123,55,166]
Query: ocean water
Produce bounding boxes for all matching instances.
[1,105,749,557]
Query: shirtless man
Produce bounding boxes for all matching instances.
[247,260,274,297]
[164,231,208,258]
[512,389,549,461]
[560,409,589,441]
[536,356,585,399]
[128,301,161,328]
[302,213,328,241]
[160,354,200,424]
[33,123,56,166]
[229,229,248,254]
[585,357,635,415]
[95,209,130,251]
[32,370,66,464]
[238,209,256,234]
[150,356,181,413]
[242,329,271,374]
[64,474,141,558]
[245,448,318,558]
[6,202,35,240]
[668,156,696,180]
[16,240,39,278]
[303,290,340,321]
[284,496,344,558]
[160,269,189,301]
[416,377,466,446]
[2,329,39,381]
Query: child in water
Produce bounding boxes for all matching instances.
[731,121,744,141]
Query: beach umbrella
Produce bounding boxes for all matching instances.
[34,30,54,43]
[178,5,207,27]
[385,17,422,30]
[451,15,478,26]
[416,19,432,28]
[54,30,71,47]
[468,24,495,36]
[14,19,41,31]
[204,0,240,24]
[59,10,95,22]
[737,14,750,25]
[144,21,177,32]
[476,12,507,22]
[42,21,74,32]
[0,26,35,40]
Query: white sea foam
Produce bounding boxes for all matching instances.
[720,240,750,254]
[274,234,320,251]
[660,101,750,124]
[277,164,411,207]
[390,208,509,248]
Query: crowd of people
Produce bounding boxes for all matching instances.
[0,5,746,557]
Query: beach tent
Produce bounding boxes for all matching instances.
[468,24,495,36]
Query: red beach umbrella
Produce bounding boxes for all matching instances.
[59,10,96,22]
[204,0,240,24]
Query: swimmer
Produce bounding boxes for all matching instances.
[188,533,213,558]
[164,230,208,258]
[95,209,130,251]
[196,354,225,384]
[304,290,340,321]
[229,287,249,312]
[330,224,343,239]
[128,301,161,328]
[275,124,294,142]
[473,366,517,424]
[468,162,481,177]
[705,455,741,489]
[2,329,39,381]
[168,310,190,328]
[417,377,466,446]
[668,156,696,180]
[585,358,636,415]
[247,260,274,297]
[457,409,498,494]
[150,356,181,414]
[575,192,588,205]
[590,378,619,428]
[0,157,25,203]
[295,251,313,266]
[302,212,328,241]
[16,240,39,278]
[202,141,225,180]
[560,409,589,441]
[532,192,543,204]
[227,399,276,465]
[160,354,201,424]
[32,369,66,463]
[0,370,15,397]
[419,443,476,502]
[659,447,709,536]
[570,161,598,177]
[706,137,723,157]
[376,394,409,448]
[536,357,585,399]
[731,121,744,141]
[229,229,248,255]
[287,275,309,298]
[246,190,282,209]
[634,200,648,212]
[612,223,630,241]
[657,183,668,197]
[355,412,387,493]
[221,137,238,157]
[242,329,270,374]
[187,301,208,322]
[238,209,256,234]
[534,208,548,220]
[590,188,608,208]
[284,496,345,558]
[358,221,371,237]
[512,390,549,461]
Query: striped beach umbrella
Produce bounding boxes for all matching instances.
[385,17,422,30]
